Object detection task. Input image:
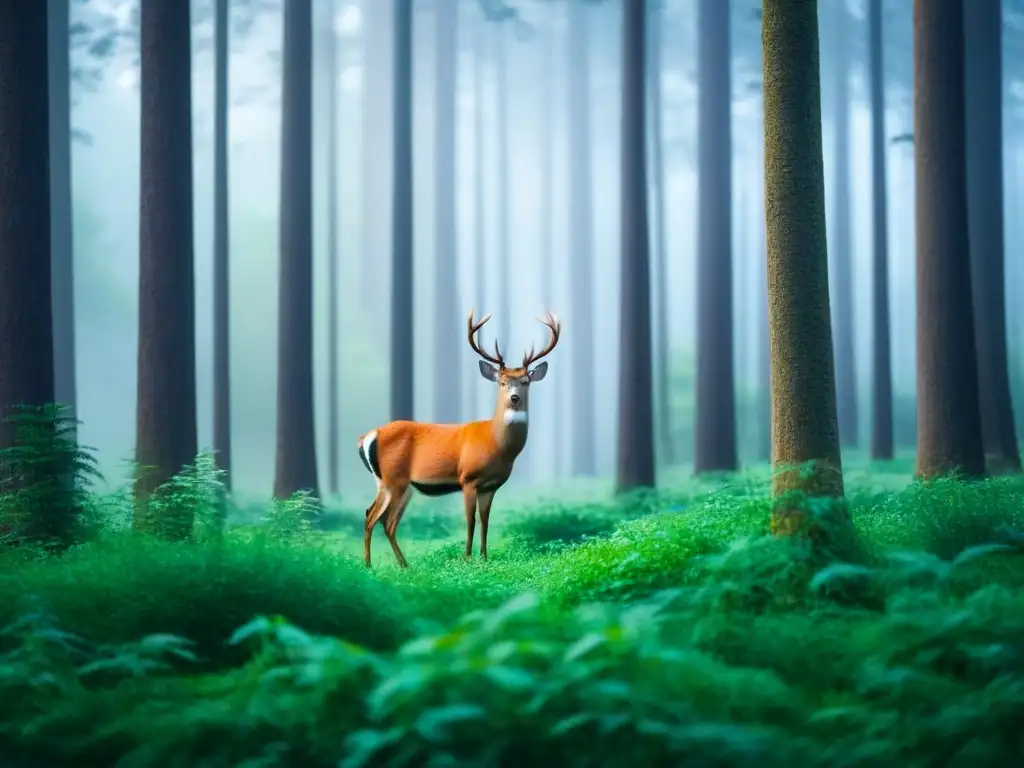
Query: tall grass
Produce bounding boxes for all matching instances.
[2,453,1024,766]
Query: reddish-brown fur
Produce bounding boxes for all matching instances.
[358,311,560,568]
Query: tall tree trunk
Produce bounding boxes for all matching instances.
[434,0,461,423]
[762,0,845,533]
[537,10,558,477]
[134,0,198,537]
[390,0,414,421]
[0,1,61,542]
[471,13,487,423]
[830,1,859,448]
[648,3,673,467]
[273,0,320,500]
[755,191,771,463]
[360,0,392,330]
[694,0,737,474]
[325,0,340,493]
[868,0,892,460]
[567,0,596,476]
[213,0,231,489]
[494,21,511,341]
[965,0,1020,473]
[913,0,984,479]
[48,0,76,427]
[616,0,655,492]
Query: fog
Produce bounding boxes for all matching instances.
[65,0,1024,498]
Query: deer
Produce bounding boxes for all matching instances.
[356,309,561,568]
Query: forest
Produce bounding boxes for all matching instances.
[1,0,1024,764]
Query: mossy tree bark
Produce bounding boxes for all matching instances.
[273,0,320,501]
[867,0,893,460]
[913,0,985,479]
[390,0,414,422]
[616,0,656,492]
[964,0,1020,474]
[693,0,737,475]
[134,0,198,540]
[761,0,845,534]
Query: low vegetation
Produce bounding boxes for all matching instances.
[1,433,1024,765]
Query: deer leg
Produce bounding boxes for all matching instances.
[478,492,494,561]
[383,487,412,569]
[364,487,393,568]
[462,487,478,558]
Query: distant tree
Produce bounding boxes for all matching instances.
[324,0,340,493]
[133,0,198,538]
[434,0,462,424]
[49,0,76,430]
[693,0,737,474]
[913,0,984,479]
[761,0,845,533]
[965,0,1021,473]
[273,0,320,501]
[827,0,859,448]
[390,0,414,422]
[212,0,231,490]
[471,9,488,423]
[616,0,655,492]
[494,15,511,341]
[568,0,596,477]
[648,1,674,467]
[867,0,893,460]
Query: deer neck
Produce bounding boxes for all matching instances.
[492,401,529,455]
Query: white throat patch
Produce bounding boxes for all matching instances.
[503,409,528,425]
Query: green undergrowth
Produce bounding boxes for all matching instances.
[3,464,1024,765]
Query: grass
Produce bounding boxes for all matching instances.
[3,456,1024,766]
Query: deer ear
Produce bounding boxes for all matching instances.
[528,361,548,382]
[478,360,500,382]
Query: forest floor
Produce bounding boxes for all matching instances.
[2,456,1024,766]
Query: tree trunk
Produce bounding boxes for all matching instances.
[648,3,673,467]
[616,0,655,492]
[390,0,414,422]
[213,0,231,489]
[134,0,198,538]
[694,0,737,474]
[471,13,487,423]
[913,0,984,479]
[494,21,511,342]
[48,0,76,428]
[273,0,320,500]
[868,0,893,460]
[325,0,340,493]
[434,0,461,424]
[762,0,845,533]
[964,0,1020,473]
[567,0,596,476]
[830,1,859,448]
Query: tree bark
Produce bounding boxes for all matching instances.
[390,0,414,422]
[48,0,76,427]
[471,13,487,423]
[273,0,320,500]
[213,0,231,489]
[134,0,198,538]
[762,0,845,531]
[648,3,673,467]
[694,0,737,474]
[964,0,1020,473]
[829,0,859,448]
[434,0,461,424]
[325,0,340,493]
[494,20,511,342]
[868,0,893,460]
[568,0,596,476]
[0,4,55,437]
[616,0,655,492]
[913,0,984,479]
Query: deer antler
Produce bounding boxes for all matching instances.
[522,310,562,368]
[467,310,505,368]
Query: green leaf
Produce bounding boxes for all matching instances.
[414,704,486,743]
